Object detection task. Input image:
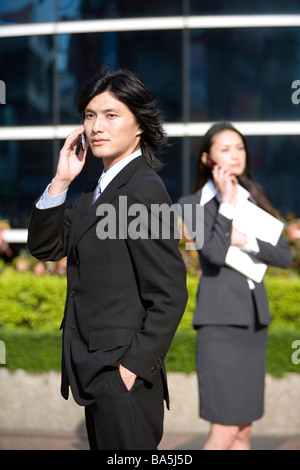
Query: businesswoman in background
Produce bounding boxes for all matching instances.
[179,122,292,450]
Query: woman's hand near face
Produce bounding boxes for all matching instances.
[212,165,238,206]
[213,164,247,247]
[49,126,88,196]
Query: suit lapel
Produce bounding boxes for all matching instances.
[79,179,98,215]
[73,156,148,247]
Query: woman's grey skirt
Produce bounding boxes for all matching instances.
[196,302,268,425]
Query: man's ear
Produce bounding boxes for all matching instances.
[136,126,143,137]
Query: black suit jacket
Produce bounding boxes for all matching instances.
[178,190,293,327]
[28,156,188,406]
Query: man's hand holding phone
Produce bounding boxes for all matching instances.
[49,126,88,197]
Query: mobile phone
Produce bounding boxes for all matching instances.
[204,157,217,169]
[80,133,87,151]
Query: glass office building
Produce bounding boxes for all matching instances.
[1,0,300,227]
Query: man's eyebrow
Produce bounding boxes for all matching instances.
[84,106,120,114]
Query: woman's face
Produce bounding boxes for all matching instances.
[202,129,247,176]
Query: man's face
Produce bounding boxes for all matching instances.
[84,91,142,170]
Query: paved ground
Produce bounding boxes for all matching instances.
[1,369,300,451]
[1,428,300,450]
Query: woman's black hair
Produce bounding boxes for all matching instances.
[76,67,167,171]
[193,121,277,217]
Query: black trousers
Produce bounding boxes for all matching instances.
[85,368,165,450]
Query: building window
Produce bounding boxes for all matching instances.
[0,1,300,225]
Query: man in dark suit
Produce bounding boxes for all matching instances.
[27,68,187,450]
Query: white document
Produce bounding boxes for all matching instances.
[225,200,284,283]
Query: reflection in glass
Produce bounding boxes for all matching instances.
[0,35,54,126]
[76,0,182,20]
[0,0,182,25]
[1,0,300,223]
[60,30,183,124]
[0,140,53,225]
[0,1,81,25]
[190,28,300,121]
[159,138,183,203]
[190,0,300,15]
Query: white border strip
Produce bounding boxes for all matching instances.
[0,122,299,140]
[1,15,300,37]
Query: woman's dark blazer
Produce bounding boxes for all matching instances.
[28,156,188,406]
[178,190,293,328]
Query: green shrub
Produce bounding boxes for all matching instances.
[1,326,299,377]
[0,269,299,376]
[166,329,197,374]
[0,268,66,330]
[0,328,61,372]
[177,274,198,331]
[1,268,299,333]
[266,327,300,377]
[264,275,300,329]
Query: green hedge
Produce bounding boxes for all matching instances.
[265,275,300,329]
[0,268,299,376]
[0,328,61,372]
[1,326,299,377]
[0,268,66,330]
[1,269,299,332]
